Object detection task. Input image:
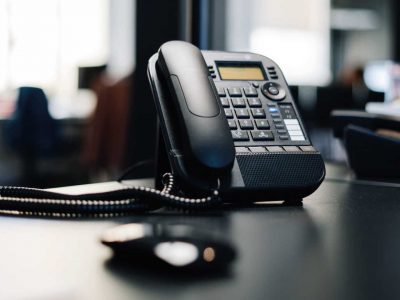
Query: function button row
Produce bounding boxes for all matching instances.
[217,87,259,98]
[228,120,270,130]
[235,145,316,153]
[267,66,278,80]
[208,65,216,78]
[231,130,274,141]
[220,97,262,108]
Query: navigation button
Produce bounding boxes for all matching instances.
[268,86,279,95]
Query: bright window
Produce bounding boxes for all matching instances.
[0,0,108,115]
[226,0,331,86]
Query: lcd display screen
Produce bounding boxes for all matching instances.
[217,64,265,80]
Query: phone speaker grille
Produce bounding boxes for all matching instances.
[236,153,325,188]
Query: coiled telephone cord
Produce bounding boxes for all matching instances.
[0,174,221,218]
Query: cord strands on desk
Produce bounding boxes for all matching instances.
[0,174,221,217]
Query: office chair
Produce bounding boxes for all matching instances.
[3,87,60,185]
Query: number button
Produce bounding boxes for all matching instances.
[255,120,270,129]
[220,97,230,107]
[228,119,237,129]
[224,108,233,118]
[228,87,242,97]
[231,130,249,141]
[243,87,258,97]
[247,98,262,107]
[239,119,254,129]
[231,98,246,107]
[217,87,226,97]
[251,130,274,141]
[251,108,266,118]
[235,108,250,119]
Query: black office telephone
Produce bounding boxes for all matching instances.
[148,41,325,203]
[0,41,325,216]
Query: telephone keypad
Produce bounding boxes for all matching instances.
[216,82,308,148]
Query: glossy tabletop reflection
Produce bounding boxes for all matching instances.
[0,165,399,300]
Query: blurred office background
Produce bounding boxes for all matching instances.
[0,0,398,187]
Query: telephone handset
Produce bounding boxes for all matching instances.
[148,41,325,202]
[156,42,235,173]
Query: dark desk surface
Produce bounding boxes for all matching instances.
[0,164,399,300]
